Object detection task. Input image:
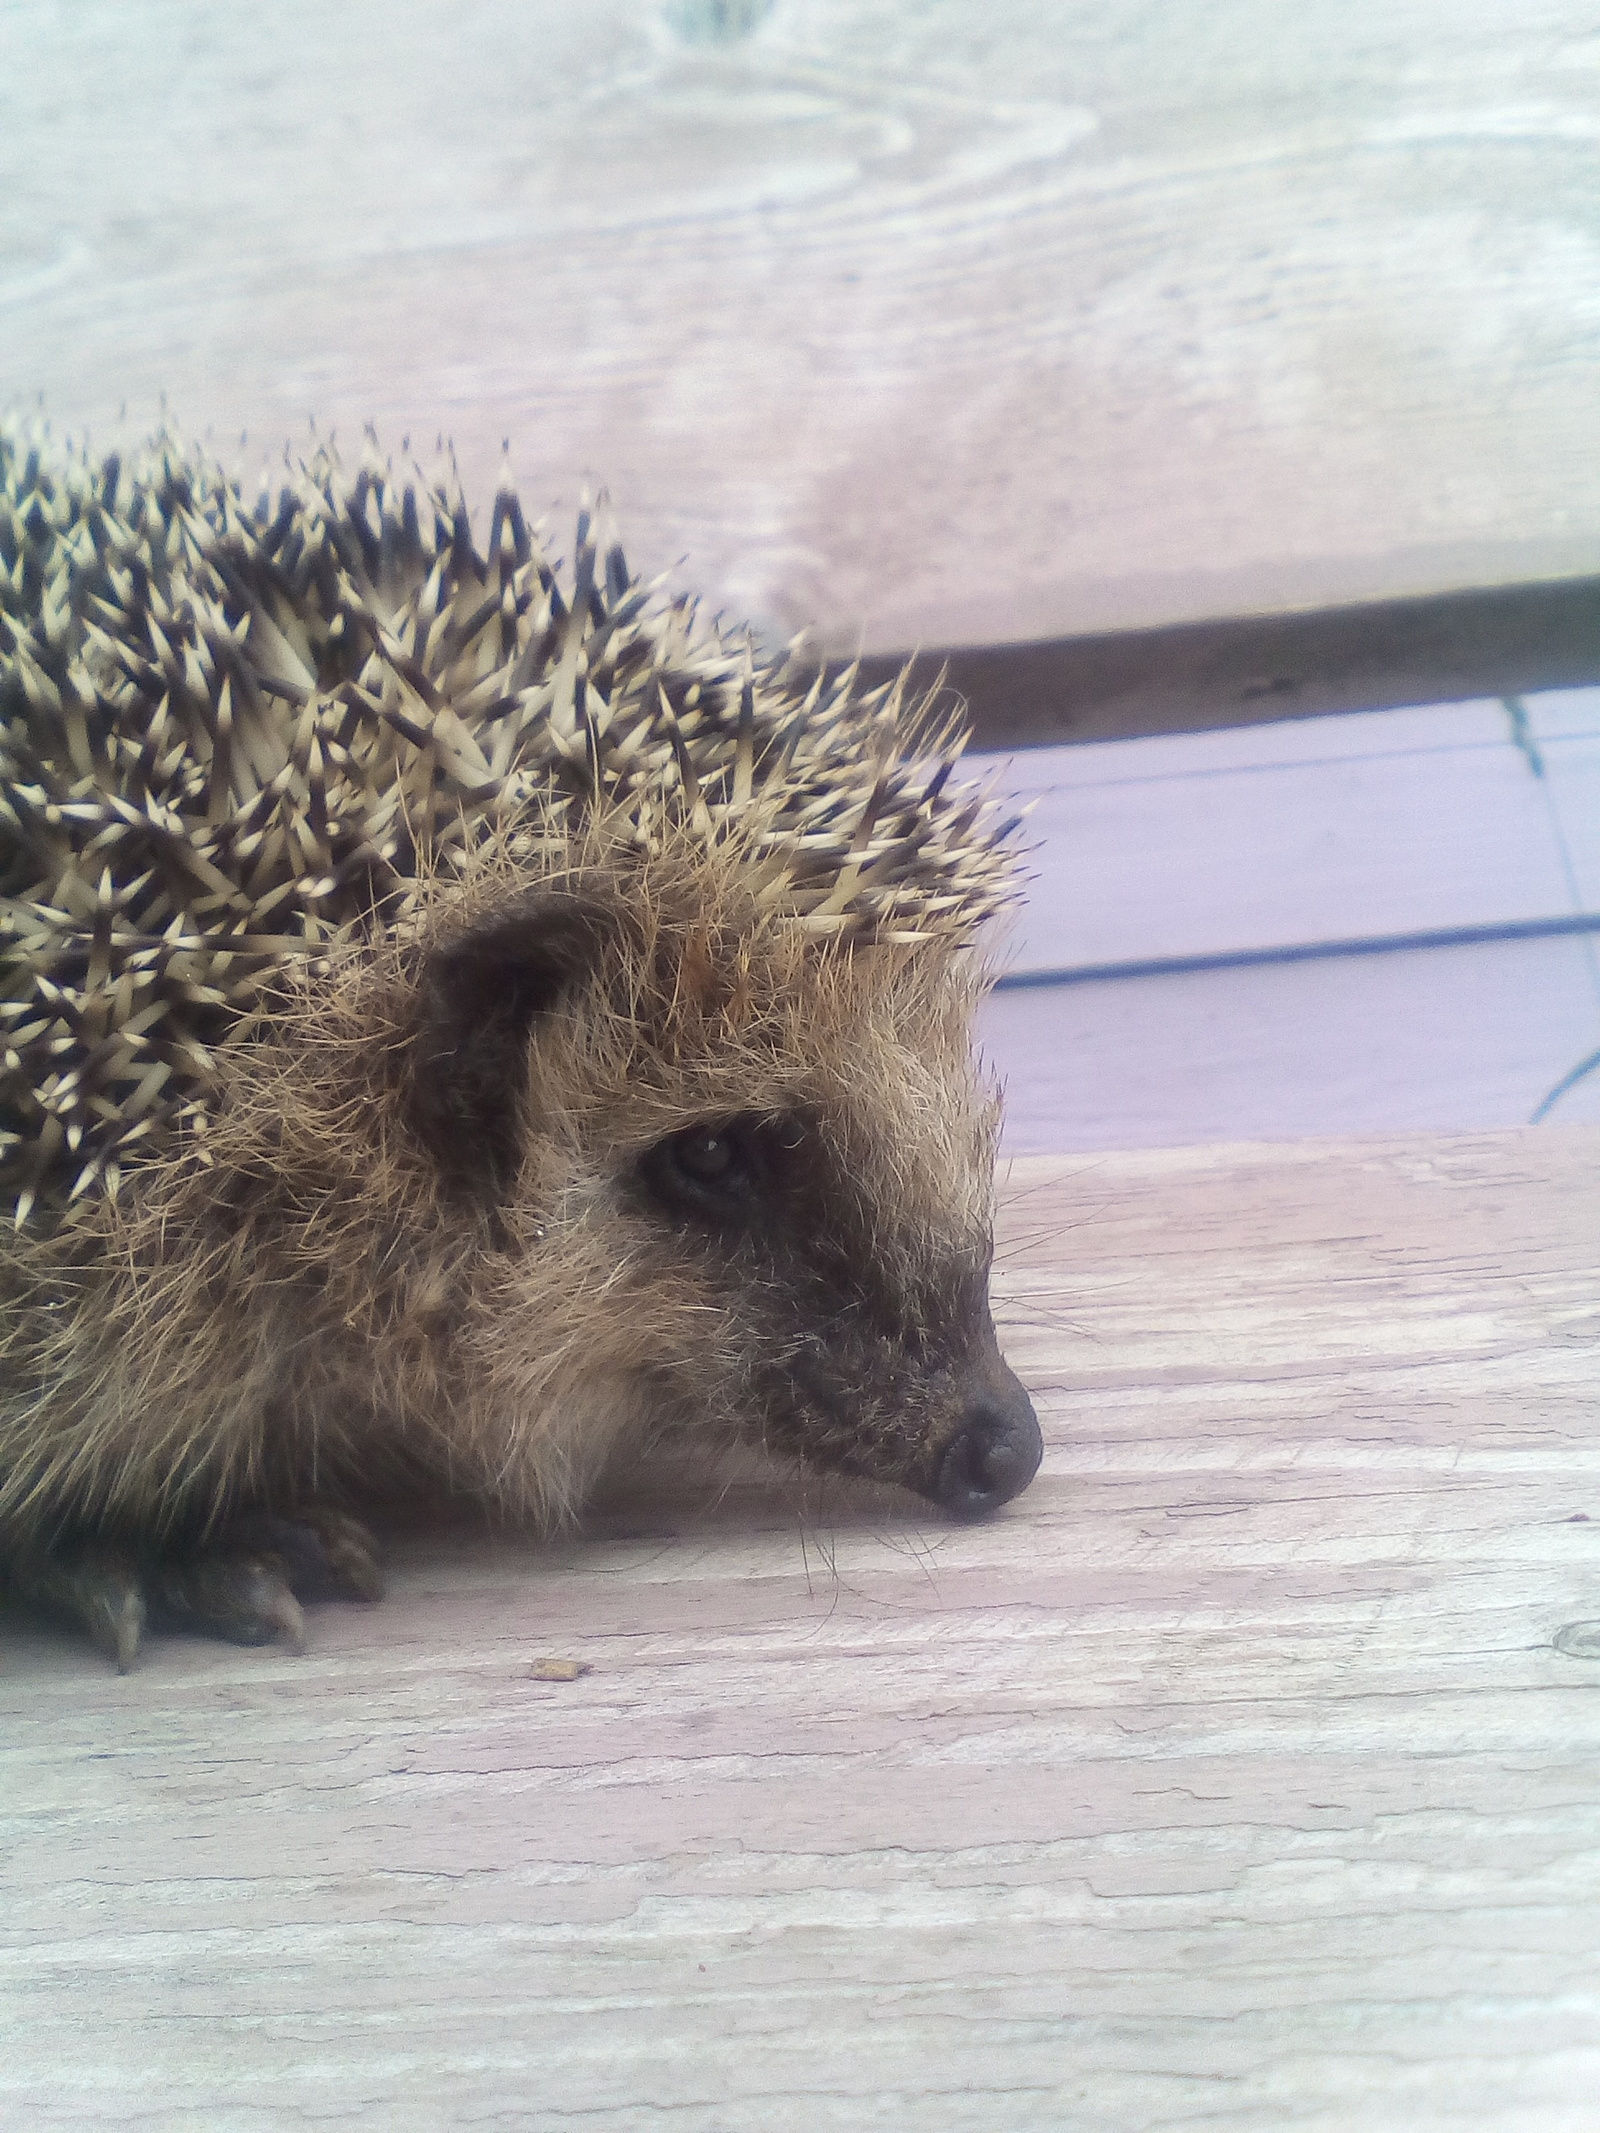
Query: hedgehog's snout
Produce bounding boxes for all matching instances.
[930,1368,1043,1520]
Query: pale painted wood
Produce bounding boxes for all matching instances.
[968,688,1600,1150]
[1535,700,1600,913]
[1534,688,1600,743]
[2,1,1598,653]
[982,935,1600,1152]
[4,1129,1599,2130]
[977,694,1598,974]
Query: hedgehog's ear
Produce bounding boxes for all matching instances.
[407,889,613,1193]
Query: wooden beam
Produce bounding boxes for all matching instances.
[837,573,1600,749]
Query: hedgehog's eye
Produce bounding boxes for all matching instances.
[642,1121,756,1215]
[640,1115,804,1221]
[674,1127,739,1184]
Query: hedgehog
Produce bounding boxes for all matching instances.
[0,417,1041,1670]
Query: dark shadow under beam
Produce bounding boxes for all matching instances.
[829,574,1600,749]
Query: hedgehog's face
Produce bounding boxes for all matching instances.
[408,875,1041,1521]
[625,1105,1041,1517]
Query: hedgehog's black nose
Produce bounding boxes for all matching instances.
[932,1375,1043,1520]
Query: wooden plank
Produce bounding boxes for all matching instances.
[1533,688,1600,743]
[966,686,1600,1149]
[976,695,1597,975]
[4,1129,1599,2129]
[982,934,1600,1151]
[1532,693,1600,912]
[4,1,1599,661]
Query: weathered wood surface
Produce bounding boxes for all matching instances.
[3,0,1599,659]
[4,1127,1599,2130]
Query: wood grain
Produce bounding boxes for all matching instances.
[4,1128,1598,2129]
[3,0,1598,658]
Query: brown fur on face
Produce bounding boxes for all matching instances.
[0,822,1025,1551]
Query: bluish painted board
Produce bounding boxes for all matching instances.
[975,689,1600,1150]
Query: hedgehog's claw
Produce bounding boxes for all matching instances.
[154,1549,308,1653]
[101,1567,147,1674]
[228,1507,387,1603]
[9,1540,149,1671]
[305,1507,386,1602]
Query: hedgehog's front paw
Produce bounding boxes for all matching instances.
[9,1509,384,1671]
[153,1508,385,1660]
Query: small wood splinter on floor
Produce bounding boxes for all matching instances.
[529,1657,591,1681]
